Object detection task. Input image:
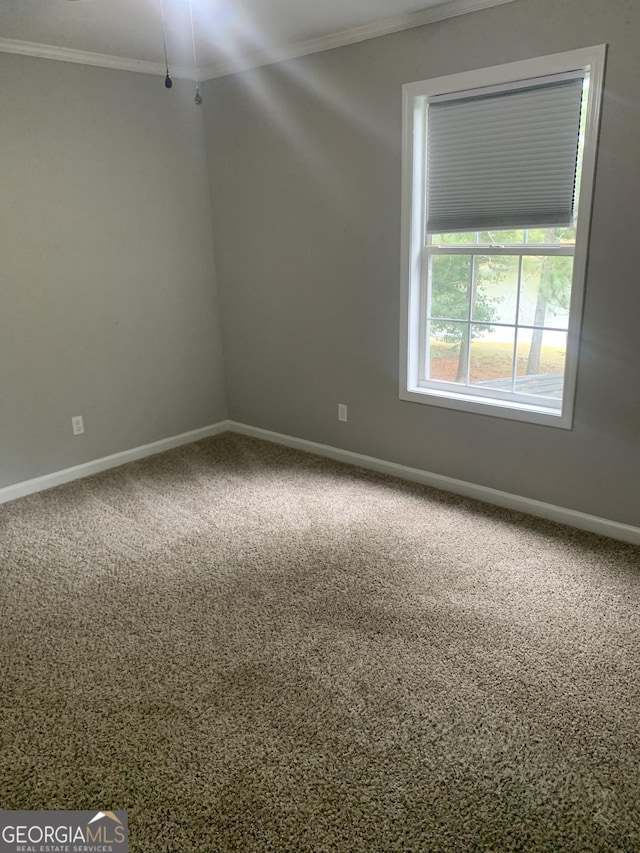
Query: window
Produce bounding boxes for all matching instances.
[400,47,606,428]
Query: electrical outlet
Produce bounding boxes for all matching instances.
[338,404,348,422]
[72,415,84,435]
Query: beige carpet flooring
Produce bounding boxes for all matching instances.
[1,432,639,852]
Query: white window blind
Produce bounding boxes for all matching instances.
[426,76,585,234]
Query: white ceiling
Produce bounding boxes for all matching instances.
[0,0,515,78]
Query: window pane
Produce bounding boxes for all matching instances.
[516,329,567,400]
[519,256,573,329]
[477,230,526,244]
[431,228,578,246]
[428,320,468,383]
[525,227,576,245]
[472,254,519,325]
[430,255,471,320]
[429,232,477,245]
[469,325,515,388]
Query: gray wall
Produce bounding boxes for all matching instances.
[203,0,640,527]
[0,54,227,488]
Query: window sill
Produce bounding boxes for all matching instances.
[400,384,573,429]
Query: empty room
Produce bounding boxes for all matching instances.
[1,0,639,850]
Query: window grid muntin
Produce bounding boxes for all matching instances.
[510,256,525,393]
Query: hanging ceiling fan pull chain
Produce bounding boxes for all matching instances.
[159,0,172,89]
[188,0,203,105]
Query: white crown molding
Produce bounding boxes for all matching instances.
[199,0,519,79]
[0,0,518,80]
[0,36,195,79]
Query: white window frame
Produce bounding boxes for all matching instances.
[400,46,606,429]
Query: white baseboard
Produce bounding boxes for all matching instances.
[228,421,640,547]
[2,417,638,546]
[0,420,232,505]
